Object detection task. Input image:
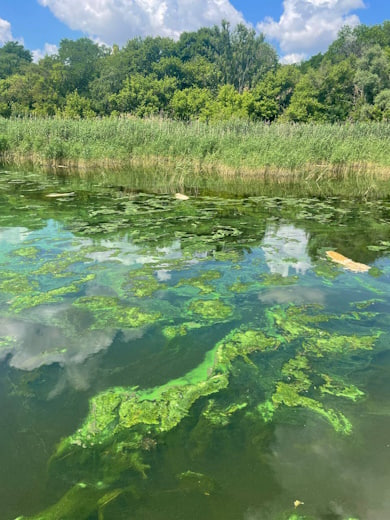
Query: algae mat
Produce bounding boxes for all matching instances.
[0,169,390,520]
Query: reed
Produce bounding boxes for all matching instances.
[1,117,390,182]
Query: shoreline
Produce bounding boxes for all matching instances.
[2,152,390,179]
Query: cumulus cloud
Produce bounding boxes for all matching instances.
[38,0,245,45]
[258,0,366,63]
[0,17,13,45]
[32,42,58,63]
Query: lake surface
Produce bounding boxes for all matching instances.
[0,169,390,520]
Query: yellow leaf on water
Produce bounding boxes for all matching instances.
[326,251,370,273]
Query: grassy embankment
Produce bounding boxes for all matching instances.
[1,117,390,186]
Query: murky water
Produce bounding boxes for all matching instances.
[1,169,390,520]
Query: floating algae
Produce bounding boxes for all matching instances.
[162,322,203,340]
[176,270,221,295]
[17,300,383,518]
[9,274,96,313]
[72,296,162,330]
[188,299,233,320]
[3,175,390,519]
[13,246,39,259]
[0,271,38,296]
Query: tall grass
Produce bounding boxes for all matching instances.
[1,117,390,177]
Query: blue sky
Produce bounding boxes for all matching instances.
[1,1,390,63]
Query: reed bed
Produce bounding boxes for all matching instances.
[1,117,390,179]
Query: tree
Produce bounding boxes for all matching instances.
[62,91,96,119]
[58,38,107,94]
[213,23,278,92]
[111,74,177,117]
[170,87,213,120]
[374,89,390,119]
[284,73,325,122]
[0,42,32,79]
[251,66,301,121]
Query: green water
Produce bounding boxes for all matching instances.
[0,169,390,520]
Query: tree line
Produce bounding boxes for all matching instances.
[0,21,390,122]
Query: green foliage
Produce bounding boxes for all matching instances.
[1,21,390,123]
[63,91,96,119]
[0,41,32,79]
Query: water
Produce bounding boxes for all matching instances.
[0,169,390,520]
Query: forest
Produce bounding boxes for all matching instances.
[1,20,390,122]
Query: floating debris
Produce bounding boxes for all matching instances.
[294,500,305,508]
[326,251,370,273]
[46,192,75,198]
[175,193,189,201]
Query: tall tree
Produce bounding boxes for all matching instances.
[0,42,32,79]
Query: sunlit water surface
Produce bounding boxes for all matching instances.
[0,170,390,520]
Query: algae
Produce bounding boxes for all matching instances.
[162,322,202,340]
[13,246,39,259]
[0,271,38,295]
[188,299,233,320]
[176,270,221,295]
[319,374,365,401]
[259,273,299,286]
[9,274,96,313]
[72,296,162,329]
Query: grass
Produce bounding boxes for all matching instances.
[1,117,390,193]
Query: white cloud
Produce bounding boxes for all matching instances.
[38,0,244,45]
[258,0,365,63]
[280,52,306,64]
[0,17,13,45]
[32,43,58,63]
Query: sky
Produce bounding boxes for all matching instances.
[0,1,390,63]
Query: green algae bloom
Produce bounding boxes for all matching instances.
[188,298,233,320]
[13,246,39,259]
[303,333,377,357]
[3,177,390,520]
[319,374,365,401]
[229,281,252,293]
[9,274,96,313]
[259,273,299,286]
[0,335,15,351]
[176,270,221,294]
[73,296,162,329]
[32,248,96,277]
[271,381,353,435]
[202,399,247,426]
[0,271,38,296]
[162,321,202,340]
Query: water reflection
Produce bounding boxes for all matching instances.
[262,225,312,277]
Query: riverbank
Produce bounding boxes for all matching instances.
[1,117,390,174]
